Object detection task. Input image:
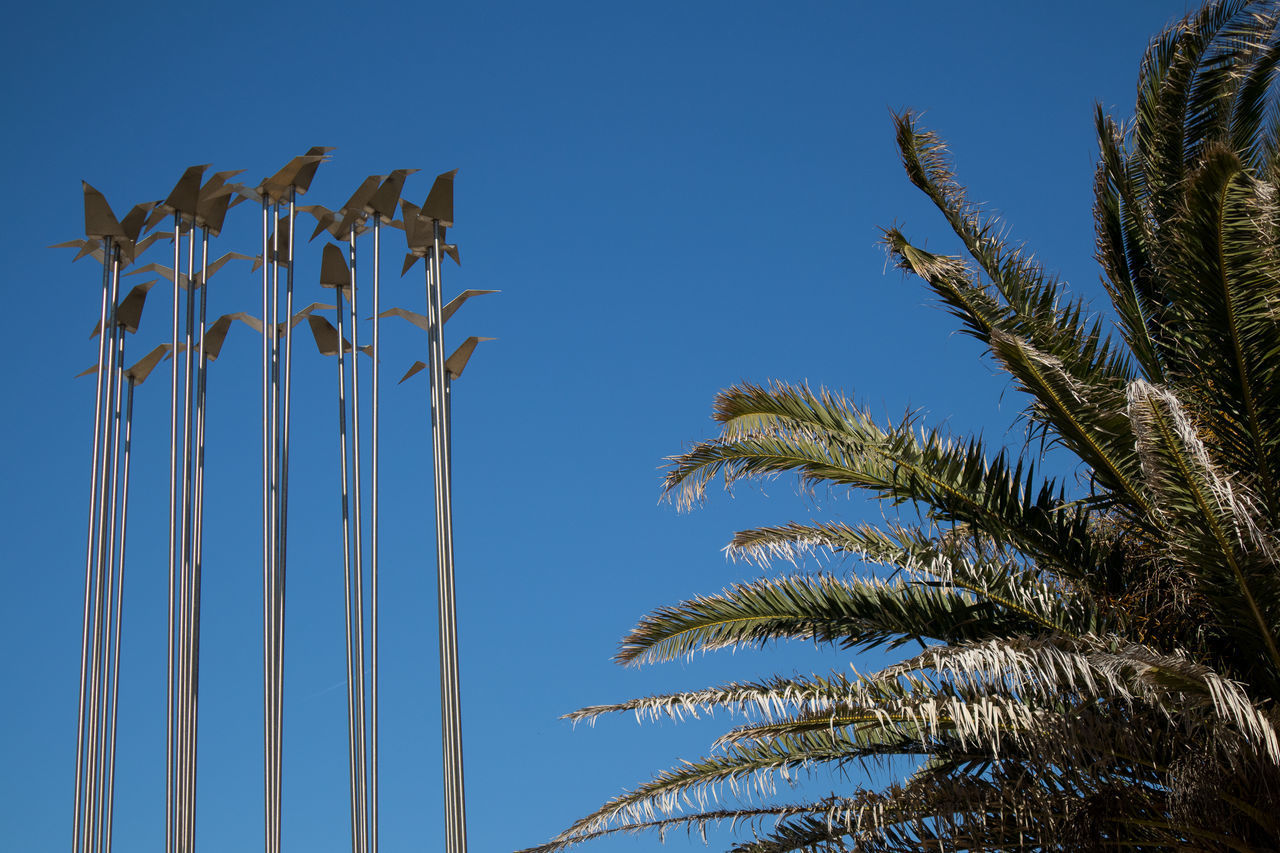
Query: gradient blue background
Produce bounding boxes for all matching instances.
[2,1,1192,850]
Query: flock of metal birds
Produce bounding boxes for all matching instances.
[57,151,489,853]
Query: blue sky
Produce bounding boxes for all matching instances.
[2,1,1193,850]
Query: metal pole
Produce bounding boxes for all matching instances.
[272,187,297,853]
[74,235,113,853]
[335,289,360,853]
[267,204,281,853]
[370,216,380,853]
[102,376,135,853]
[165,213,180,853]
[86,244,123,853]
[259,196,272,853]
[184,226,210,852]
[86,247,122,853]
[427,220,468,853]
[93,302,127,853]
[178,222,197,853]
[180,220,199,850]
[424,249,452,853]
[347,227,369,853]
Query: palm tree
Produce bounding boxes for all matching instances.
[523,1,1280,849]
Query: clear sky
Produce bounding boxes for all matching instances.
[2,1,1194,851]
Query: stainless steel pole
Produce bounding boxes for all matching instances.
[166,213,180,853]
[272,188,296,853]
[178,223,197,853]
[267,205,281,853]
[335,289,360,853]
[370,216,380,853]
[259,196,273,853]
[93,300,127,853]
[93,245,125,853]
[102,375,135,853]
[86,246,123,853]
[427,220,467,853]
[74,234,113,853]
[184,226,209,853]
[347,227,369,853]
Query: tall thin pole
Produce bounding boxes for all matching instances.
[347,226,369,853]
[102,375,135,853]
[427,219,467,853]
[259,195,273,853]
[182,226,209,852]
[272,187,296,853]
[370,216,381,853]
[334,286,361,853]
[267,205,282,853]
[165,212,180,853]
[178,222,197,853]
[86,244,122,853]
[92,305,127,853]
[74,235,113,853]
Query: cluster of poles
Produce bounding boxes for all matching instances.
[61,152,490,853]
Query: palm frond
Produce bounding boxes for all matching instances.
[1094,107,1167,382]
[614,573,1070,667]
[882,636,1280,759]
[1156,144,1280,517]
[883,232,1155,518]
[1127,379,1280,683]
[725,520,938,570]
[1133,0,1254,220]
[514,804,824,853]
[666,382,1107,573]
[534,728,921,851]
[892,111,1135,388]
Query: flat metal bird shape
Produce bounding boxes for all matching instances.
[399,199,460,275]
[378,290,498,331]
[89,280,159,338]
[194,169,246,237]
[161,164,212,221]
[167,313,250,362]
[306,314,373,358]
[126,251,255,291]
[77,341,174,381]
[302,174,384,241]
[66,186,162,267]
[232,302,336,338]
[398,337,496,384]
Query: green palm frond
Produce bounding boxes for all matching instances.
[1127,379,1280,683]
[1228,17,1280,164]
[728,520,1117,637]
[725,519,939,569]
[564,673,871,727]
[1156,144,1280,515]
[1094,107,1167,382]
[614,572,1074,667]
[514,804,825,853]
[534,728,930,852]
[666,382,1107,573]
[1133,0,1254,219]
[883,636,1280,759]
[892,111,1135,387]
[883,232,1155,517]
[726,775,1072,853]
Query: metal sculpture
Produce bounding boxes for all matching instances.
[238,147,331,853]
[407,170,479,853]
[65,156,493,853]
[65,184,161,853]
